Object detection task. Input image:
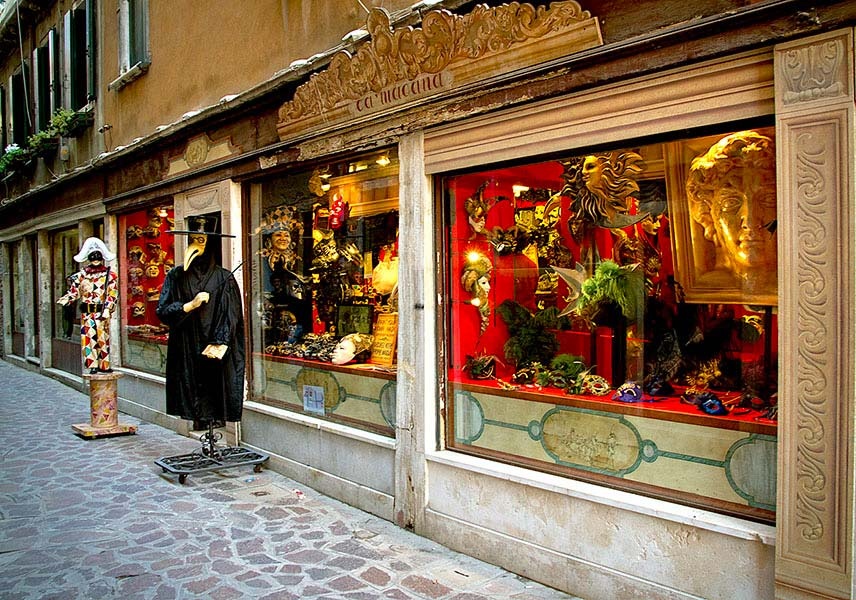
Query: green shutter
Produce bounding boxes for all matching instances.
[86,0,96,103]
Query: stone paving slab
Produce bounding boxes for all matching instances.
[0,361,582,600]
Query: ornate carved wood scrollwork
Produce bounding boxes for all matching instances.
[775,29,855,598]
[276,1,602,140]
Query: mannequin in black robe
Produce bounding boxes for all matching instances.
[156,217,245,428]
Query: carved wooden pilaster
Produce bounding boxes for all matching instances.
[775,28,856,600]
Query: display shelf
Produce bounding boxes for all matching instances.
[255,351,397,380]
[450,375,777,436]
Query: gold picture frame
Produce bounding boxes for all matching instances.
[664,127,778,306]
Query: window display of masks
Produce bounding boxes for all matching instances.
[444,127,778,423]
[252,150,399,368]
[121,205,174,343]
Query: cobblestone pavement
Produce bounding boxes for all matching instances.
[0,361,581,600]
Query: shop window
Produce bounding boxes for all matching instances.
[109,0,149,91]
[9,240,24,355]
[249,150,399,436]
[63,0,96,110]
[119,204,174,375]
[442,125,778,522]
[52,229,80,342]
[33,29,61,132]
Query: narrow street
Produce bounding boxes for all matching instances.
[0,360,578,600]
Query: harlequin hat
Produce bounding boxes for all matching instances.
[168,214,235,238]
[73,237,116,263]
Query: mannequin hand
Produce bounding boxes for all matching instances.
[57,297,69,306]
[183,291,210,313]
[202,344,228,360]
[101,310,111,321]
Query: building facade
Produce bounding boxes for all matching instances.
[1,1,855,598]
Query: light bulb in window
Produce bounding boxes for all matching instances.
[512,184,529,197]
[376,154,390,167]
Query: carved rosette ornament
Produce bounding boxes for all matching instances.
[277,1,602,140]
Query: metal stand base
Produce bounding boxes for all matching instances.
[155,423,269,484]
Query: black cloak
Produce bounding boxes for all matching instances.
[156,252,245,423]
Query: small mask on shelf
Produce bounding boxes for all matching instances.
[613,381,651,403]
[581,374,611,396]
[643,375,674,396]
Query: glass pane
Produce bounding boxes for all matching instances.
[443,127,778,521]
[120,205,174,375]
[10,240,22,333]
[129,0,147,65]
[53,229,80,341]
[250,149,399,436]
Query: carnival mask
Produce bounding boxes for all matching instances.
[129,245,146,263]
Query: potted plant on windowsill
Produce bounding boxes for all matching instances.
[0,143,33,179]
[27,128,60,158]
[51,107,94,138]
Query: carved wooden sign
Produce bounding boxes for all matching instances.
[277,1,602,141]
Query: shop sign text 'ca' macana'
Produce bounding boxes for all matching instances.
[277,1,603,140]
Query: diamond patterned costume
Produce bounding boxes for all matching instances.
[58,266,119,371]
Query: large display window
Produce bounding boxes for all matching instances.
[249,150,399,436]
[118,204,175,375]
[52,229,81,343]
[9,240,25,356]
[442,125,778,522]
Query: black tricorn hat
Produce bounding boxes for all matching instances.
[168,214,235,238]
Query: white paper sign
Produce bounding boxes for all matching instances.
[302,385,325,415]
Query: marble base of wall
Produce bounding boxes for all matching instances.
[422,455,775,600]
[242,403,395,521]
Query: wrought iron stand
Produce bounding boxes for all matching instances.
[155,422,269,484]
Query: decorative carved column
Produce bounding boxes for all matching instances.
[775,28,856,599]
